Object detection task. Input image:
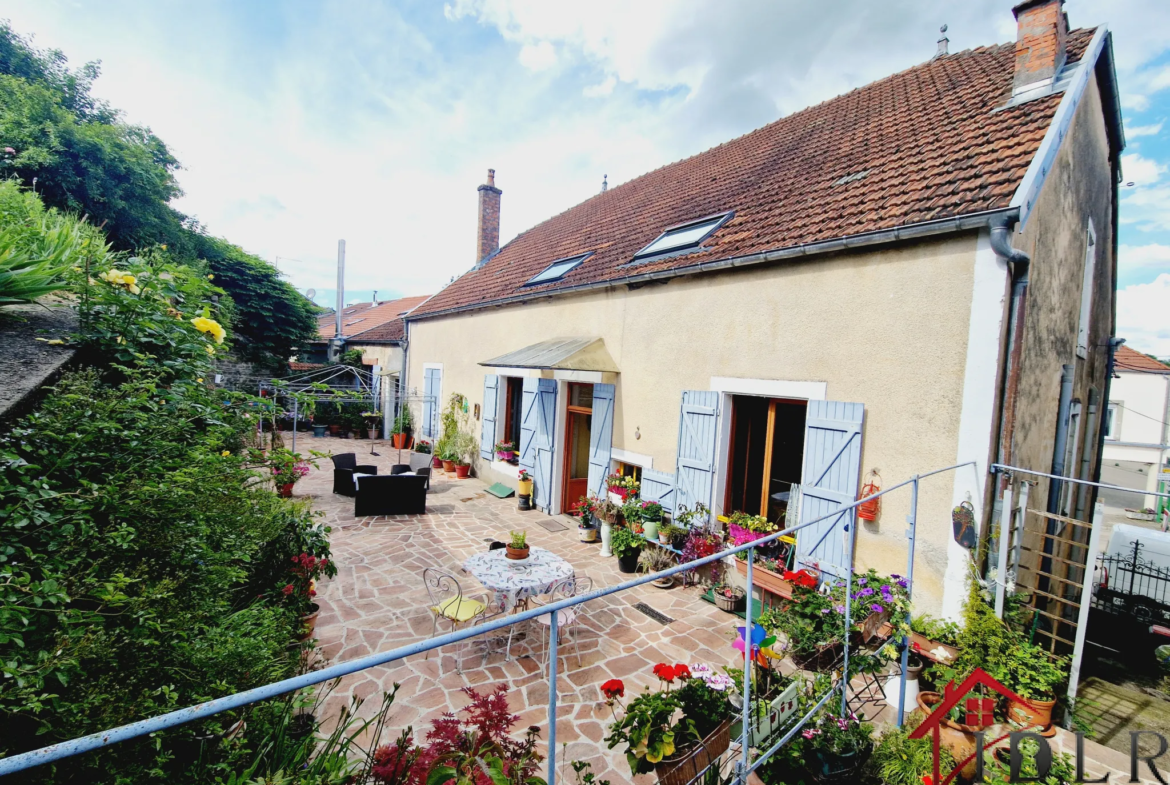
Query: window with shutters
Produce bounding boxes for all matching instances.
[724,395,807,524]
[500,376,523,459]
[615,461,642,484]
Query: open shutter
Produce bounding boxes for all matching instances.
[422,368,441,439]
[795,400,865,580]
[641,468,676,515]
[480,375,499,460]
[534,379,558,512]
[673,390,720,515]
[587,383,615,499]
[519,378,538,473]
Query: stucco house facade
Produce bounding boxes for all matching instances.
[1101,346,1170,514]
[403,0,1123,617]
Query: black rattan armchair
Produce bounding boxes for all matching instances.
[331,453,378,497]
[354,474,427,516]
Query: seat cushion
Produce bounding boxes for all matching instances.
[434,596,486,622]
[535,608,578,626]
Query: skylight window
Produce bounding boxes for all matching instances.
[633,212,732,260]
[524,253,592,286]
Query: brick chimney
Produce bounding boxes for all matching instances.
[476,168,502,265]
[1012,0,1068,94]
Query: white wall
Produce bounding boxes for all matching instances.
[1103,369,1170,509]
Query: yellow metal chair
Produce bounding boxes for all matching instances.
[423,568,489,673]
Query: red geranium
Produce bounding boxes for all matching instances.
[652,663,677,682]
[601,679,625,700]
[673,663,692,680]
[782,569,818,589]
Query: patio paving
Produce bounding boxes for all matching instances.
[291,436,1153,784]
[294,436,742,785]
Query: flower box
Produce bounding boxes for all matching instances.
[873,624,961,664]
[656,717,732,785]
[733,559,794,600]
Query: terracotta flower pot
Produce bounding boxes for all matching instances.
[505,545,529,560]
[328,425,341,435]
[915,691,984,780]
[442,459,456,473]
[455,463,470,479]
[367,428,379,440]
[392,433,408,449]
[432,456,443,468]
[298,603,321,640]
[1008,696,1056,730]
[279,483,295,498]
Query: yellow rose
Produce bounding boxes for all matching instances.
[128,284,141,295]
[205,345,216,356]
[196,378,204,383]
[160,244,167,250]
[121,274,137,286]
[221,450,231,457]
[191,316,226,345]
[207,274,214,280]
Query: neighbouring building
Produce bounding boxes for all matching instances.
[403,0,1124,617]
[302,294,431,394]
[1101,346,1170,515]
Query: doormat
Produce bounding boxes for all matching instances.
[485,483,514,498]
[633,603,674,625]
[533,516,568,533]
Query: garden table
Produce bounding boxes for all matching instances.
[462,546,574,660]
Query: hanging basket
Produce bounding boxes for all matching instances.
[857,470,881,522]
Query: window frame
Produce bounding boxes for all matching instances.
[1104,402,1120,441]
[631,211,734,262]
[522,252,593,287]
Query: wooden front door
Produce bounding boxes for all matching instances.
[562,383,593,514]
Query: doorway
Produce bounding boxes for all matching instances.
[724,395,807,524]
[562,383,593,513]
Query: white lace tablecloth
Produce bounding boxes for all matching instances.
[462,547,574,611]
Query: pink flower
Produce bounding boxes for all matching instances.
[3,147,14,154]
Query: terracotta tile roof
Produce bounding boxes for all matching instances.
[315,295,431,341]
[1116,345,1170,373]
[412,30,1096,319]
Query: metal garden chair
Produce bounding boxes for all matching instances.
[531,575,593,677]
[422,568,493,673]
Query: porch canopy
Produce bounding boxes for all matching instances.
[479,337,618,374]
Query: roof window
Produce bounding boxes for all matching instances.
[344,318,366,326]
[633,212,732,260]
[524,253,592,286]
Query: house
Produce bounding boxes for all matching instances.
[403,0,1124,617]
[302,294,431,395]
[1100,345,1170,515]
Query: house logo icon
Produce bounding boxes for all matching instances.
[907,668,1035,785]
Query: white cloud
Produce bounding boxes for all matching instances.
[1122,153,1166,186]
[1118,274,1170,356]
[583,75,617,98]
[1126,121,1163,138]
[1119,243,1170,274]
[1123,93,1151,112]
[517,41,557,71]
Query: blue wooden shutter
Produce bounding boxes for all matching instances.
[480,375,499,460]
[673,390,720,514]
[519,378,538,473]
[422,368,440,439]
[641,468,676,515]
[587,383,615,499]
[534,379,558,512]
[795,400,865,580]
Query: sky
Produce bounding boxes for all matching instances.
[4,0,1170,355]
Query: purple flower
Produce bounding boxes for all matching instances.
[820,607,830,614]
[857,578,867,585]
[891,573,902,580]
[834,604,845,613]
[871,603,884,613]
[859,587,875,596]
[896,579,908,589]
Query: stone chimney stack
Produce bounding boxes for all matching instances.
[476,168,502,265]
[1012,0,1068,94]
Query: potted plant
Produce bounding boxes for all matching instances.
[611,526,643,573]
[991,641,1068,730]
[658,523,682,547]
[603,670,686,778]
[606,473,639,503]
[452,429,477,479]
[711,583,745,613]
[495,440,516,462]
[506,530,529,560]
[312,420,328,438]
[391,406,414,449]
[575,496,600,542]
[639,546,676,588]
[517,468,534,497]
[362,411,382,441]
[640,500,664,541]
[269,448,313,497]
[622,498,645,535]
[802,710,874,781]
[440,447,457,474]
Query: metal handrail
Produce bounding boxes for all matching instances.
[0,461,976,778]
